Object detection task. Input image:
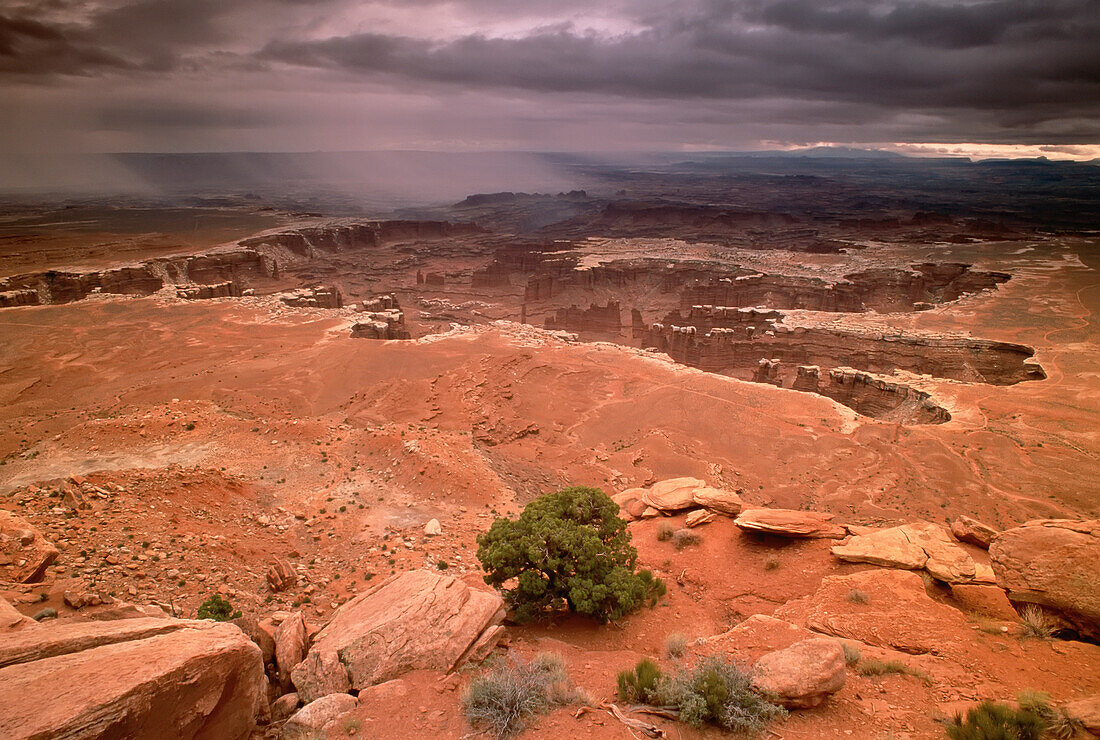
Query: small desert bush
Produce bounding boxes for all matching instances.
[656,521,675,541]
[463,653,580,739]
[763,554,781,571]
[856,658,930,683]
[944,700,1045,740]
[846,589,870,604]
[196,594,241,621]
[1018,605,1056,640]
[652,656,787,733]
[1016,691,1084,740]
[665,632,688,659]
[617,658,663,704]
[841,643,861,666]
[672,529,702,550]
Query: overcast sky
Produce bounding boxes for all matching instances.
[1,0,1098,157]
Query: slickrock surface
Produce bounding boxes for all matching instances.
[0,616,265,740]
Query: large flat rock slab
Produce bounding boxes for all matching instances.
[990,519,1100,639]
[641,477,707,511]
[292,570,504,695]
[735,508,846,538]
[0,620,265,740]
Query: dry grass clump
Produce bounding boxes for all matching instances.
[656,521,675,541]
[856,658,931,683]
[463,653,582,738]
[1018,605,1056,640]
[841,643,861,666]
[665,632,689,659]
[763,554,781,571]
[672,529,702,550]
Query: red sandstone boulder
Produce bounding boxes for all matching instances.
[282,692,357,736]
[0,617,265,739]
[274,611,308,692]
[266,558,298,593]
[989,519,1100,639]
[290,570,504,695]
[950,516,998,549]
[692,486,743,516]
[0,510,59,583]
[751,638,847,708]
[735,508,846,539]
[642,477,706,511]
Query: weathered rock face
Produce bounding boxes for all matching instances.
[734,509,846,539]
[266,558,297,593]
[0,617,265,740]
[831,521,977,583]
[176,281,240,300]
[544,301,623,334]
[776,569,972,655]
[0,509,59,583]
[751,638,847,709]
[291,649,350,704]
[950,516,998,549]
[641,477,707,511]
[291,570,504,694]
[350,309,410,340]
[279,285,342,309]
[692,486,743,516]
[989,519,1100,638]
[274,611,308,693]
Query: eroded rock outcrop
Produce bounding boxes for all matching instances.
[951,516,998,549]
[831,521,977,583]
[641,477,707,511]
[989,519,1100,638]
[0,616,265,739]
[290,570,504,697]
[0,509,59,583]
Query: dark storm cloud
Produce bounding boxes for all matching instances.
[1,0,1097,149]
[258,0,1099,114]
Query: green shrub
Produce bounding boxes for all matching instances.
[196,594,241,621]
[652,656,786,733]
[476,486,665,623]
[463,653,579,738]
[944,700,1045,740]
[617,658,663,703]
